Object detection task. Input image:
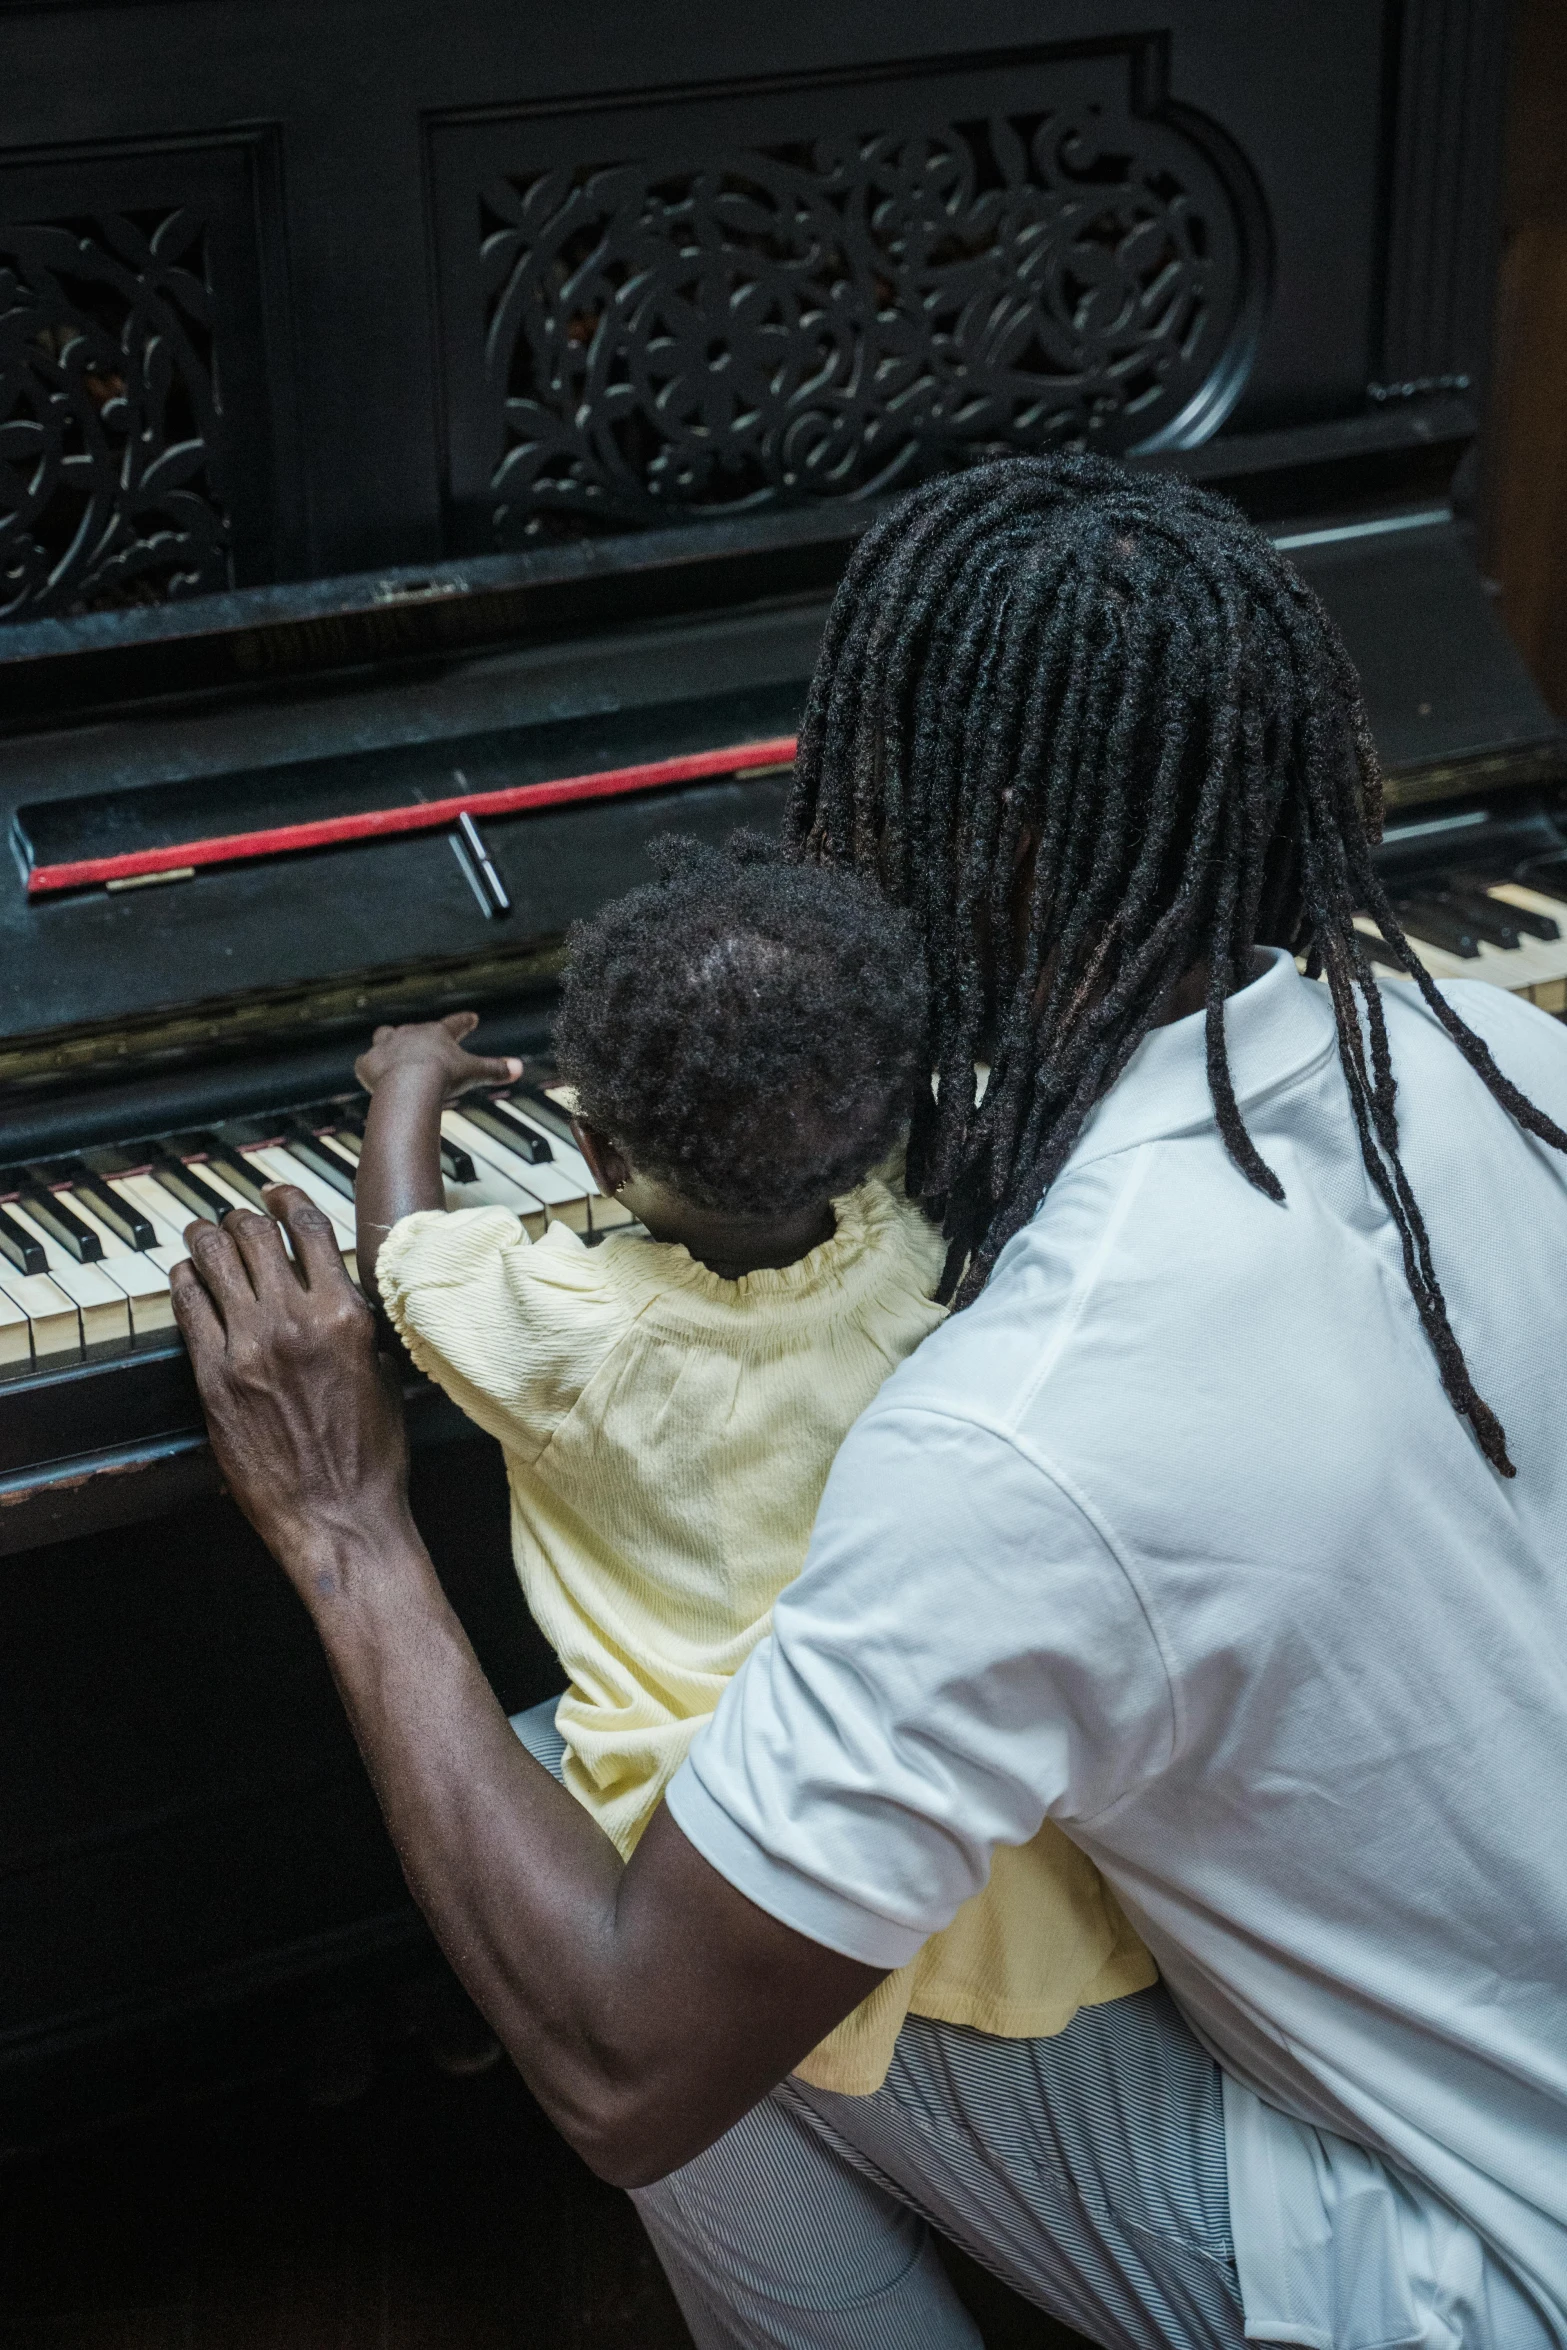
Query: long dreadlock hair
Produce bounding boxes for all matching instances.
[787,452,1567,1478]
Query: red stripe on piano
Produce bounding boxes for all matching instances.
[24,736,799,898]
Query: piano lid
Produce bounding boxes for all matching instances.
[1279,513,1564,799]
[0,497,1559,1087]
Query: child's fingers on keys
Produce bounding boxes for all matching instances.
[443,1010,481,1039]
[462,1053,524,1089]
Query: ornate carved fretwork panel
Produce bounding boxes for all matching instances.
[432,47,1264,548]
[0,209,230,617]
[0,136,289,622]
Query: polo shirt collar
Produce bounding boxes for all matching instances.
[1066,947,1340,1171]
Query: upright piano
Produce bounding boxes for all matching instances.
[0,0,1558,2134]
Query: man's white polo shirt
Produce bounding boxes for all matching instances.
[668,949,1567,2347]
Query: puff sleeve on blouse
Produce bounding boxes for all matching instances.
[374,1208,632,1463]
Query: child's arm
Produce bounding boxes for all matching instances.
[353,1012,522,1299]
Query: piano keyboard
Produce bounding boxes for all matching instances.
[1355,878,1567,1012]
[9,855,1562,1386]
[0,1088,630,1380]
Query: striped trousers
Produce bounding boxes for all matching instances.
[512,1700,1246,2350]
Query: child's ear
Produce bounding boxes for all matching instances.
[572,1117,629,1200]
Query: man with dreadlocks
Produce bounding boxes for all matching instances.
[171,456,1565,2350]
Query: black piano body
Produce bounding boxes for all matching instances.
[0,0,1560,2137]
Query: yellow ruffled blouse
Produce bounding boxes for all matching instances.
[377,1170,1153,2094]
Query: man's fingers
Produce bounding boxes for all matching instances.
[221,1205,297,1296]
[261,1183,351,1289]
[186,1216,260,1314]
[169,1256,227,1355]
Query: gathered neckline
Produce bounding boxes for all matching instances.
[601,1174,927,1311]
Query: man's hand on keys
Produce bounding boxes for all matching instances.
[170,1182,414,1614]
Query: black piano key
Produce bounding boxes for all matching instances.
[291,1108,366,1175]
[1393,898,1482,958]
[82,1144,149,1179]
[1448,872,1561,940]
[1515,852,1567,905]
[1357,931,1408,971]
[1425,888,1521,949]
[189,1139,273,1210]
[9,1181,105,1263]
[280,1124,358,1201]
[0,1204,47,1278]
[0,1164,105,1261]
[514,1086,578,1144]
[291,1098,365,1130]
[439,1137,478,1186]
[31,1161,157,1250]
[1491,900,1560,942]
[145,1149,234,1224]
[326,1099,471,1185]
[218,1115,288,1149]
[470,1097,553,1162]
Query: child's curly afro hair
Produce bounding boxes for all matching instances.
[552,831,929,1220]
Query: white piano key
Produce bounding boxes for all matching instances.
[515,1120,633,1231]
[242,1146,357,1239]
[54,1192,177,1340]
[474,1145,588,1231]
[111,1172,199,1264]
[0,1284,33,1375]
[1490,881,1567,924]
[447,1110,592,1233]
[0,1269,82,1365]
[447,1109,634,1235]
[47,1191,133,1257]
[585,1190,637,1231]
[531,1125,599,1194]
[1355,914,1567,1008]
[95,1248,177,1340]
[4,1202,132,1354]
[1483,886,1567,1009]
[197,1159,275,1217]
[526,1125,634,1230]
[438,1113,552,1236]
[240,1147,360,1282]
[114,1160,360,1294]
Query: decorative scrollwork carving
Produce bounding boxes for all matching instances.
[480,90,1251,544]
[0,209,231,618]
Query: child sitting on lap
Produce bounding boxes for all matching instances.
[353,833,1152,2093]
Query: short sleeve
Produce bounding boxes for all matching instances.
[375,1207,631,1462]
[665,1403,1176,1967]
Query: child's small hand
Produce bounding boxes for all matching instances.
[355,1011,523,1103]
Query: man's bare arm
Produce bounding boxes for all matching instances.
[170,1191,883,2186]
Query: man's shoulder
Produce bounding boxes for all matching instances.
[850,1206,1105,1448]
